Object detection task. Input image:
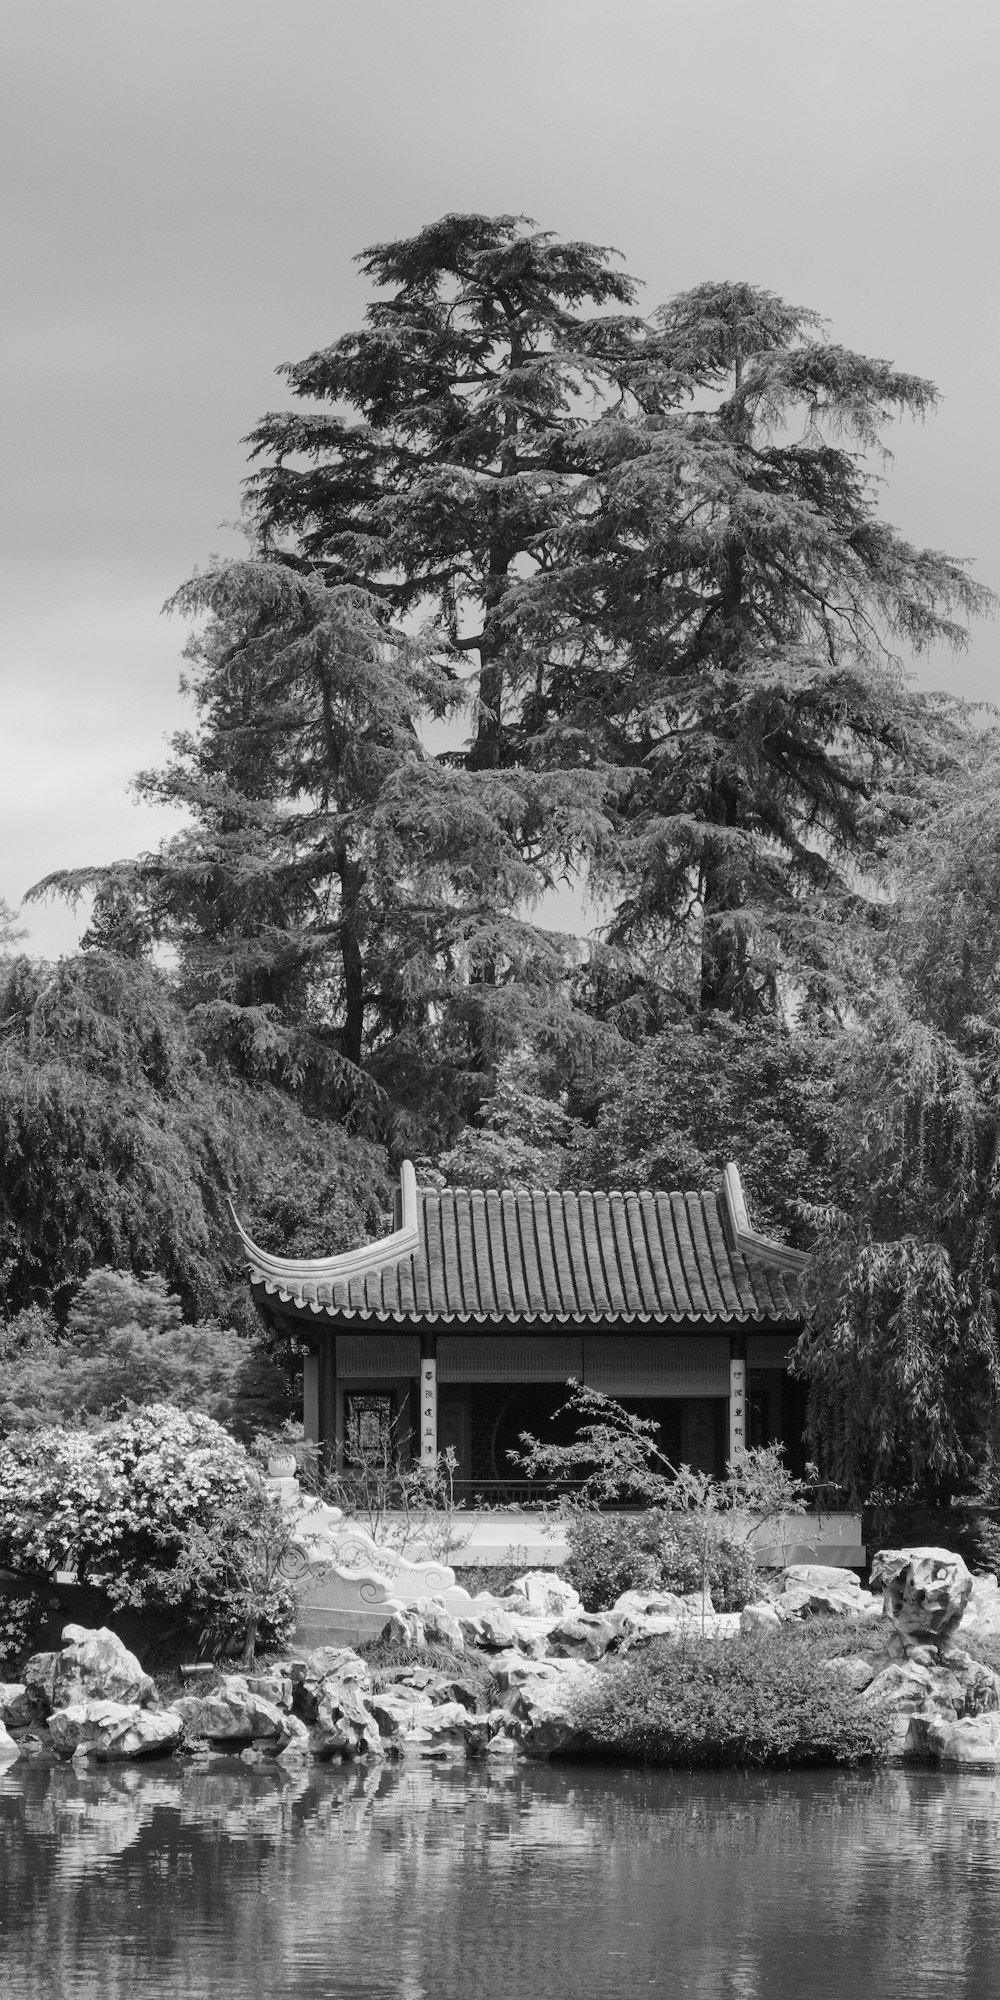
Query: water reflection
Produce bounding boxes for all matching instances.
[2,1758,1000,1998]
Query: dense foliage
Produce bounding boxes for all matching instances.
[0,949,391,1320]
[563,1509,759,1615]
[797,749,1000,1501]
[0,1269,283,1436]
[572,1629,891,1766]
[0,1406,295,1659]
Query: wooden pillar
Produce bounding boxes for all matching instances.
[302,1350,320,1446]
[419,1333,438,1465]
[318,1334,338,1472]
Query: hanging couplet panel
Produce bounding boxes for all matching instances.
[420,1358,438,1464]
[729,1357,747,1460]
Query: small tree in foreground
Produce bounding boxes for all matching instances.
[510,1381,804,1611]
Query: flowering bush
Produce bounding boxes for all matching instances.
[0,1405,295,1659]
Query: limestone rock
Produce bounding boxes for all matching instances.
[741,1602,782,1634]
[0,1718,19,1764]
[216,1676,289,1737]
[415,1603,465,1654]
[926,1713,1000,1769]
[512,1660,600,1758]
[825,1657,875,1693]
[513,1572,582,1618]
[774,1566,879,1621]
[546,1614,619,1661]
[20,1651,61,1717]
[871,1547,973,1647]
[0,1683,32,1729]
[244,1674,293,1710]
[612,1589,685,1620]
[463,1607,519,1651]
[310,1689,381,1760]
[383,1607,427,1650]
[398,1700,473,1758]
[958,1574,1000,1641]
[173,1691,284,1744]
[288,1650,371,1722]
[53,1627,156,1710]
[48,1699,182,1761]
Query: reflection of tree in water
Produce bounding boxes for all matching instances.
[3,1763,1000,1997]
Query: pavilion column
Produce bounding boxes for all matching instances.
[728,1335,747,1465]
[318,1334,338,1472]
[419,1334,438,1465]
[302,1350,320,1446]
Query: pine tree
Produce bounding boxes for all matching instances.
[503,283,987,1016]
[245,211,645,771]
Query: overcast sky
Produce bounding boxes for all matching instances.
[3,0,998,954]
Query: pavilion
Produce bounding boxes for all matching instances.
[233,1161,809,1491]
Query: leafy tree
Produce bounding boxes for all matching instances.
[0,1267,284,1436]
[569,1013,837,1235]
[38,554,605,1144]
[0,949,391,1319]
[797,742,1000,1501]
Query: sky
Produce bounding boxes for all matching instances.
[3,0,999,955]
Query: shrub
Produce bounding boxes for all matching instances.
[573,1629,891,1767]
[564,1508,760,1613]
[0,1404,295,1661]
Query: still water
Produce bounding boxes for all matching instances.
[3,1757,1000,1999]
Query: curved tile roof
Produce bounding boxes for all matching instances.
[247,1180,803,1327]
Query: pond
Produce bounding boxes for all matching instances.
[2,1758,1000,1999]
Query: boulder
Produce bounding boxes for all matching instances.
[0,1683,33,1729]
[383,1607,427,1650]
[546,1614,619,1661]
[741,1603,782,1634]
[20,1651,61,1717]
[926,1713,1000,1769]
[415,1603,465,1654]
[958,1574,1000,1640]
[461,1608,520,1651]
[513,1573,582,1618]
[244,1674,293,1710]
[173,1690,285,1744]
[825,1657,875,1693]
[512,1660,600,1758]
[216,1676,290,1737]
[870,1547,973,1649]
[48,1699,182,1761]
[398,1700,473,1758]
[612,1589,685,1620]
[288,1650,371,1722]
[0,1718,19,1765]
[52,1627,156,1710]
[310,1689,382,1760]
[774,1567,879,1621]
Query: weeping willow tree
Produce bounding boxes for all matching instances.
[0,948,391,1319]
[797,745,1000,1502]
